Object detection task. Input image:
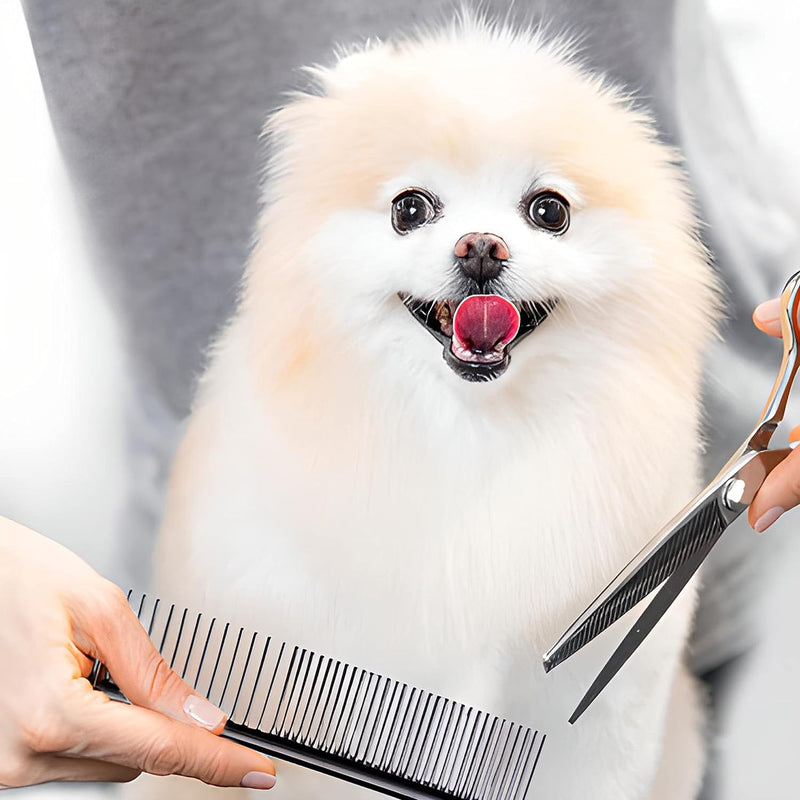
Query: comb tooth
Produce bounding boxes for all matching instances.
[490,721,516,800]
[410,694,442,781]
[354,673,381,759]
[296,653,325,743]
[443,706,471,793]
[517,732,544,800]
[357,674,383,764]
[519,732,545,800]
[303,656,333,746]
[422,697,450,785]
[456,712,489,797]
[157,604,176,654]
[135,592,147,622]
[442,703,471,790]
[126,588,134,602]
[471,718,505,800]
[396,688,427,775]
[242,635,271,727]
[206,622,230,699]
[180,613,202,680]
[321,663,352,750]
[194,618,216,692]
[449,710,477,796]
[280,648,309,738]
[371,679,402,768]
[379,683,410,770]
[509,732,534,800]
[146,598,160,638]
[328,664,359,753]
[287,650,317,740]
[271,646,300,735]
[311,659,342,748]
[505,728,533,800]
[504,728,530,800]
[468,718,498,799]
[437,703,466,790]
[168,608,189,670]
[385,686,417,774]
[356,673,387,762]
[230,631,259,720]
[491,723,519,800]
[256,641,285,731]
[219,627,245,710]
[339,670,369,757]
[433,703,460,788]
[380,684,412,773]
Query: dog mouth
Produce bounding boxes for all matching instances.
[398,292,556,382]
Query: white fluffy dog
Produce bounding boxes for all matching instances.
[143,16,719,800]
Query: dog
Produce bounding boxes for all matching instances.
[138,15,719,800]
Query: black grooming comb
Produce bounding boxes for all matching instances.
[92,593,545,800]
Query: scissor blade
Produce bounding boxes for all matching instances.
[568,506,727,723]
[543,492,731,673]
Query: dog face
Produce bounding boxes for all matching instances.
[245,21,716,405]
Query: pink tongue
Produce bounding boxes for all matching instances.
[452,295,520,355]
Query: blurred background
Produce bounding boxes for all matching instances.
[2,0,800,797]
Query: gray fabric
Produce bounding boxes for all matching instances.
[20,0,797,676]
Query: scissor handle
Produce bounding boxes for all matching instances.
[749,271,800,450]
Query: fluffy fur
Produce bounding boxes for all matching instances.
[139,16,719,800]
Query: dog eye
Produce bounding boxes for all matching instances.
[391,189,439,234]
[525,192,570,234]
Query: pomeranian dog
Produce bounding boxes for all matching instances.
[141,15,719,800]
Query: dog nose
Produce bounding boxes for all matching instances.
[454,233,509,285]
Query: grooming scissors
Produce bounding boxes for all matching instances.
[543,271,800,723]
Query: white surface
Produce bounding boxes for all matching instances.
[0,1,126,578]
[0,5,122,794]
[708,0,800,191]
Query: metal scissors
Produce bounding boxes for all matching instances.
[543,271,800,724]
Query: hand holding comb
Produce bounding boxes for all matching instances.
[92,592,545,800]
[543,271,800,723]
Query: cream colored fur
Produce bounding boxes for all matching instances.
[132,16,718,800]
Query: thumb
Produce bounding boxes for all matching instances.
[79,690,276,788]
[71,588,226,733]
[748,433,800,532]
[753,297,783,338]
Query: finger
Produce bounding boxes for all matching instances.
[75,692,276,789]
[748,444,800,531]
[70,588,226,733]
[30,754,140,784]
[753,298,782,338]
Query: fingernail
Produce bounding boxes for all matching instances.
[754,298,781,322]
[183,695,225,731]
[754,506,785,533]
[241,771,277,790]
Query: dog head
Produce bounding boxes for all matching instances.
[243,18,717,415]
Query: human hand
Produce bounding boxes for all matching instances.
[0,516,276,789]
[749,298,800,532]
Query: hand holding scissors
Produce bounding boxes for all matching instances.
[545,272,800,723]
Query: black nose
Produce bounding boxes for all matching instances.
[454,233,509,285]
